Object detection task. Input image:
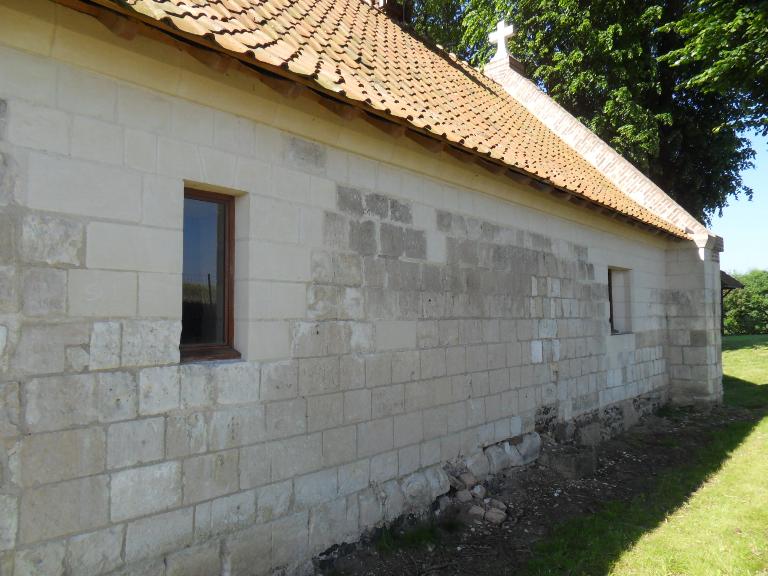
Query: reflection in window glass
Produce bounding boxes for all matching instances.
[182,197,226,345]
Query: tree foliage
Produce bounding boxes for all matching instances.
[661,0,768,137]
[724,270,768,335]
[402,0,759,224]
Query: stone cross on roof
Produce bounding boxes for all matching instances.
[488,20,515,62]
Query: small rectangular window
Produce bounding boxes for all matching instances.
[181,188,239,361]
[608,268,631,334]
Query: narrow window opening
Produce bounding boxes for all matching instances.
[608,267,632,335]
[181,188,240,361]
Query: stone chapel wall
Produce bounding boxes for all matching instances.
[0,5,718,573]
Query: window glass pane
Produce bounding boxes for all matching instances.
[182,196,227,345]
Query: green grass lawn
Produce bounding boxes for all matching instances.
[524,335,768,576]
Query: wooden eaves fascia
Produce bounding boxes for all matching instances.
[56,0,685,241]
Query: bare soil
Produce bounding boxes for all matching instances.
[318,404,761,576]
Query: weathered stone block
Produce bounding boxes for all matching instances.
[256,480,292,523]
[404,229,426,260]
[239,443,270,489]
[183,450,239,504]
[124,508,193,563]
[166,541,221,576]
[21,427,105,486]
[343,388,371,424]
[285,136,326,172]
[338,459,369,496]
[308,393,343,432]
[166,412,207,458]
[225,523,271,576]
[214,361,260,405]
[65,526,124,576]
[24,372,137,433]
[111,461,181,521]
[21,214,83,266]
[90,321,121,371]
[121,320,180,367]
[11,323,89,377]
[271,512,309,571]
[379,223,404,258]
[465,452,490,480]
[22,267,66,316]
[266,397,307,439]
[179,363,213,409]
[295,468,338,509]
[20,475,108,544]
[0,495,17,552]
[349,219,377,255]
[269,433,322,481]
[107,417,164,469]
[260,360,298,401]
[322,425,357,466]
[389,199,412,224]
[139,365,179,415]
[196,490,255,540]
[357,418,393,457]
[14,541,65,576]
[298,356,340,396]
[0,381,20,438]
[323,211,348,249]
[209,405,266,450]
[337,185,364,216]
[364,193,389,219]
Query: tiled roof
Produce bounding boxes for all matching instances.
[104,0,686,237]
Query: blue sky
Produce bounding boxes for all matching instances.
[711,133,768,274]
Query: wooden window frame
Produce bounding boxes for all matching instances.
[180,188,240,362]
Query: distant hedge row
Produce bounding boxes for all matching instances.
[724,270,768,335]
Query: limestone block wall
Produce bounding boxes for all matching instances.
[0,6,716,574]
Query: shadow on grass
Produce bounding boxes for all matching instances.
[724,374,768,409]
[521,379,767,575]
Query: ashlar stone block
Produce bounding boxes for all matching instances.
[65,526,124,576]
[20,475,108,544]
[90,321,121,371]
[182,450,239,504]
[22,267,66,316]
[21,427,105,486]
[111,461,181,521]
[139,365,180,415]
[107,417,164,469]
[0,494,17,552]
[124,507,193,563]
[14,541,65,576]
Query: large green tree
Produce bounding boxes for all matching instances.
[401,0,758,224]
[724,270,768,335]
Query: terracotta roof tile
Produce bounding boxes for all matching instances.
[111,0,685,236]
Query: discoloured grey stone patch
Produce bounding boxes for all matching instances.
[337,185,364,216]
[349,219,377,255]
[380,223,404,258]
[364,193,388,218]
[390,198,412,224]
[284,136,326,172]
[323,211,348,249]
